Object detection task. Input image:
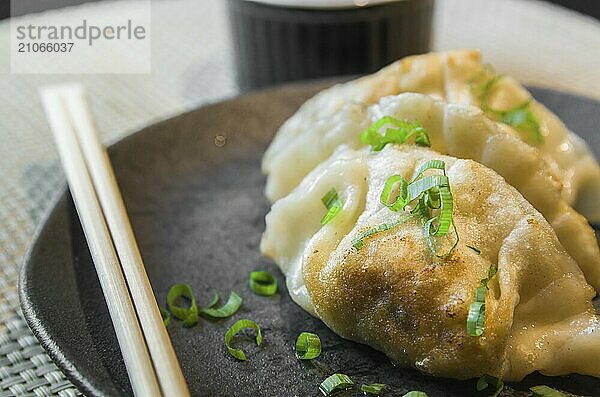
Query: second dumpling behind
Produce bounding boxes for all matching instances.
[263,50,600,223]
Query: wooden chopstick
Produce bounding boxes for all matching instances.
[40,87,162,397]
[40,85,190,397]
[62,85,190,397]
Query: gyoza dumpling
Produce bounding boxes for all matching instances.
[261,145,600,381]
[262,49,600,223]
[265,93,600,291]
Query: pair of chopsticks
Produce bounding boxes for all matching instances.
[40,85,190,397]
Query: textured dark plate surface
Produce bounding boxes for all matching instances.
[19,82,600,397]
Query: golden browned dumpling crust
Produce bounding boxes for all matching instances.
[262,146,600,381]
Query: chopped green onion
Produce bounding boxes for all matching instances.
[200,291,242,319]
[295,332,321,360]
[319,374,354,396]
[224,319,262,361]
[479,76,502,112]
[471,67,542,144]
[423,186,441,209]
[249,270,278,296]
[402,392,428,397]
[425,220,459,259]
[411,160,458,256]
[411,159,447,182]
[475,285,487,302]
[467,245,481,254]
[423,185,453,236]
[380,175,409,211]
[467,301,485,336]
[415,131,431,147]
[499,104,541,144]
[476,375,504,397]
[498,101,542,144]
[469,64,497,106]
[360,116,431,151]
[469,65,501,113]
[530,385,566,397]
[480,265,498,288]
[356,159,458,256]
[202,290,220,309]
[321,188,343,225]
[467,264,498,336]
[407,174,449,201]
[352,214,415,249]
[411,195,430,218]
[476,376,488,391]
[159,307,171,327]
[167,284,198,327]
[361,383,387,396]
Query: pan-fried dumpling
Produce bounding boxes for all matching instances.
[261,145,600,381]
[262,50,600,223]
[265,93,600,291]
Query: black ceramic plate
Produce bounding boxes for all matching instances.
[20,82,600,397]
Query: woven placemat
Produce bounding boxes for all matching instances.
[0,1,236,395]
[0,0,597,395]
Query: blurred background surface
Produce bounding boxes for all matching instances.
[0,0,598,20]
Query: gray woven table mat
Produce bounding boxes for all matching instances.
[0,1,237,395]
[0,0,597,396]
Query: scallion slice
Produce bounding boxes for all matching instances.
[498,101,542,144]
[530,386,566,397]
[476,375,504,397]
[361,383,387,396]
[202,290,220,309]
[295,332,321,360]
[380,175,409,211]
[423,185,453,236]
[224,319,262,361]
[411,195,430,218]
[356,158,459,254]
[249,270,278,296]
[475,285,487,302]
[321,188,343,225]
[360,116,431,151]
[471,68,542,144]
[476,376,488,391]
[425,220,459,259]
[167,284,198,327]
[424,187,441,209]
[352,214,415,249]
[467,264,498,336]
[478,75,502,111]
[407,175,449,202]
[200,291,242,319]
[411,159,447,182]
[319,374,354,396]
[159,307,171,327]
[402,392,428,397]
[411,162,457,255]
[467,245,481,254]
[483,265,498,286]
[467,301,485,337]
